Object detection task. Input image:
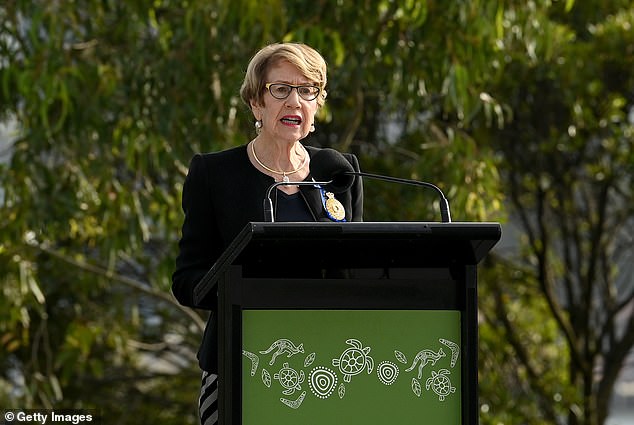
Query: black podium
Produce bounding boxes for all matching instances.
[195,221,501,425]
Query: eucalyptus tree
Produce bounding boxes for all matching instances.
[477,2,634,425]
[0,0,503,421]
[3,1,631,425]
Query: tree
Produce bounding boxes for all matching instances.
[477,2,634,425]
[0,0,503,421]
[1,0,632,424]
[0,1,239,422]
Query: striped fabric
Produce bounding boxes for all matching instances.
[199,371,218,425]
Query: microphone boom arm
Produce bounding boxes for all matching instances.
[345,171,452,223]
[264,173,451,223]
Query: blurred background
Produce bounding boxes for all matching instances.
[1,0,632,424]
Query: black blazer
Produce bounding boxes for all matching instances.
[172,144,363,372]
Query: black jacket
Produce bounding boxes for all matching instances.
[172,144,363,372]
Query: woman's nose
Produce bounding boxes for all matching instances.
[284,89,301,107]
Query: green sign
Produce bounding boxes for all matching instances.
[242,310,461,425]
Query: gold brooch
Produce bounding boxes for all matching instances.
[324,192,346,221]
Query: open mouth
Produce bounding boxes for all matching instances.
[281,116,302,126]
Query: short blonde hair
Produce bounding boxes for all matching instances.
[240,43,328,108]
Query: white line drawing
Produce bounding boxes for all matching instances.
[259,339,304,365]
[338,382,346,399]
[426,369,456,401]
[308,366,338,399]
[261,368,271,388]
[304,352,316,368]
[242,350,259,376]
[332,338,374,382]
[376,361,399,385]
[274,362,305,396]
[439,338,460,368]
[405,348,446,379]
[243,337,460,407]
[394,350,408,364]
[411,377,422,397]
[280,391,306,409]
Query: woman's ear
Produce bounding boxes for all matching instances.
[250,99,262,118]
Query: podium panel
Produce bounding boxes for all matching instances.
[195,222,502,425]
[242,309,462,425]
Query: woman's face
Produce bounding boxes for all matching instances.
[251,60,320,145]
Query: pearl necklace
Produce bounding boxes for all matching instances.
[251,140,309,182]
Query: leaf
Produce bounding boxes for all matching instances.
[27,275,46,305]
[50,375,63,401]
[564,0,575,12]
[412,378,421,397]
[394,350,408,364]
[304,352,316,368]
[338,383,345,399]
[262,369,271,388]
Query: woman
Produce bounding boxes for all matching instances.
[171,42,363,425]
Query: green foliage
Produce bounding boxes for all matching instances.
[477,2,634,425]
[479,260,578,425]
[0,0,632,424]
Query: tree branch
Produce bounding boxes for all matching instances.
[30,242,206,332]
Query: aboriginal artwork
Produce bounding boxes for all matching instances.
[259,338,305,365]
[242,336,460,410]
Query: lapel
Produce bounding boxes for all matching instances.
[303,145,328,221]
[300,184,325,221]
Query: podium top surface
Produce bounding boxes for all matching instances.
[194,222,501,304]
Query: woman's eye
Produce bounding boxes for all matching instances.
[274,86,290,95]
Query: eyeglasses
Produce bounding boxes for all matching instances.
[265,83,321,101]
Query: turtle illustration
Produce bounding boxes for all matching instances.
[274,362,305,395]
[332,338,374,382]
[425,369,456,401]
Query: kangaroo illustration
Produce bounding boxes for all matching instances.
[405,348,446,379]
[259,339,304,365]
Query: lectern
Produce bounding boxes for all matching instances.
[194,221,501,425]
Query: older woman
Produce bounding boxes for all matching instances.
[171,42,363,425]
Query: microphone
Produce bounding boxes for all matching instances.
[308,149,357,193]
[311,148,452,223]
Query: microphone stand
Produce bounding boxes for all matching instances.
[263,180,333,222]
[342,171,452,223]
[263,173,452,223]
